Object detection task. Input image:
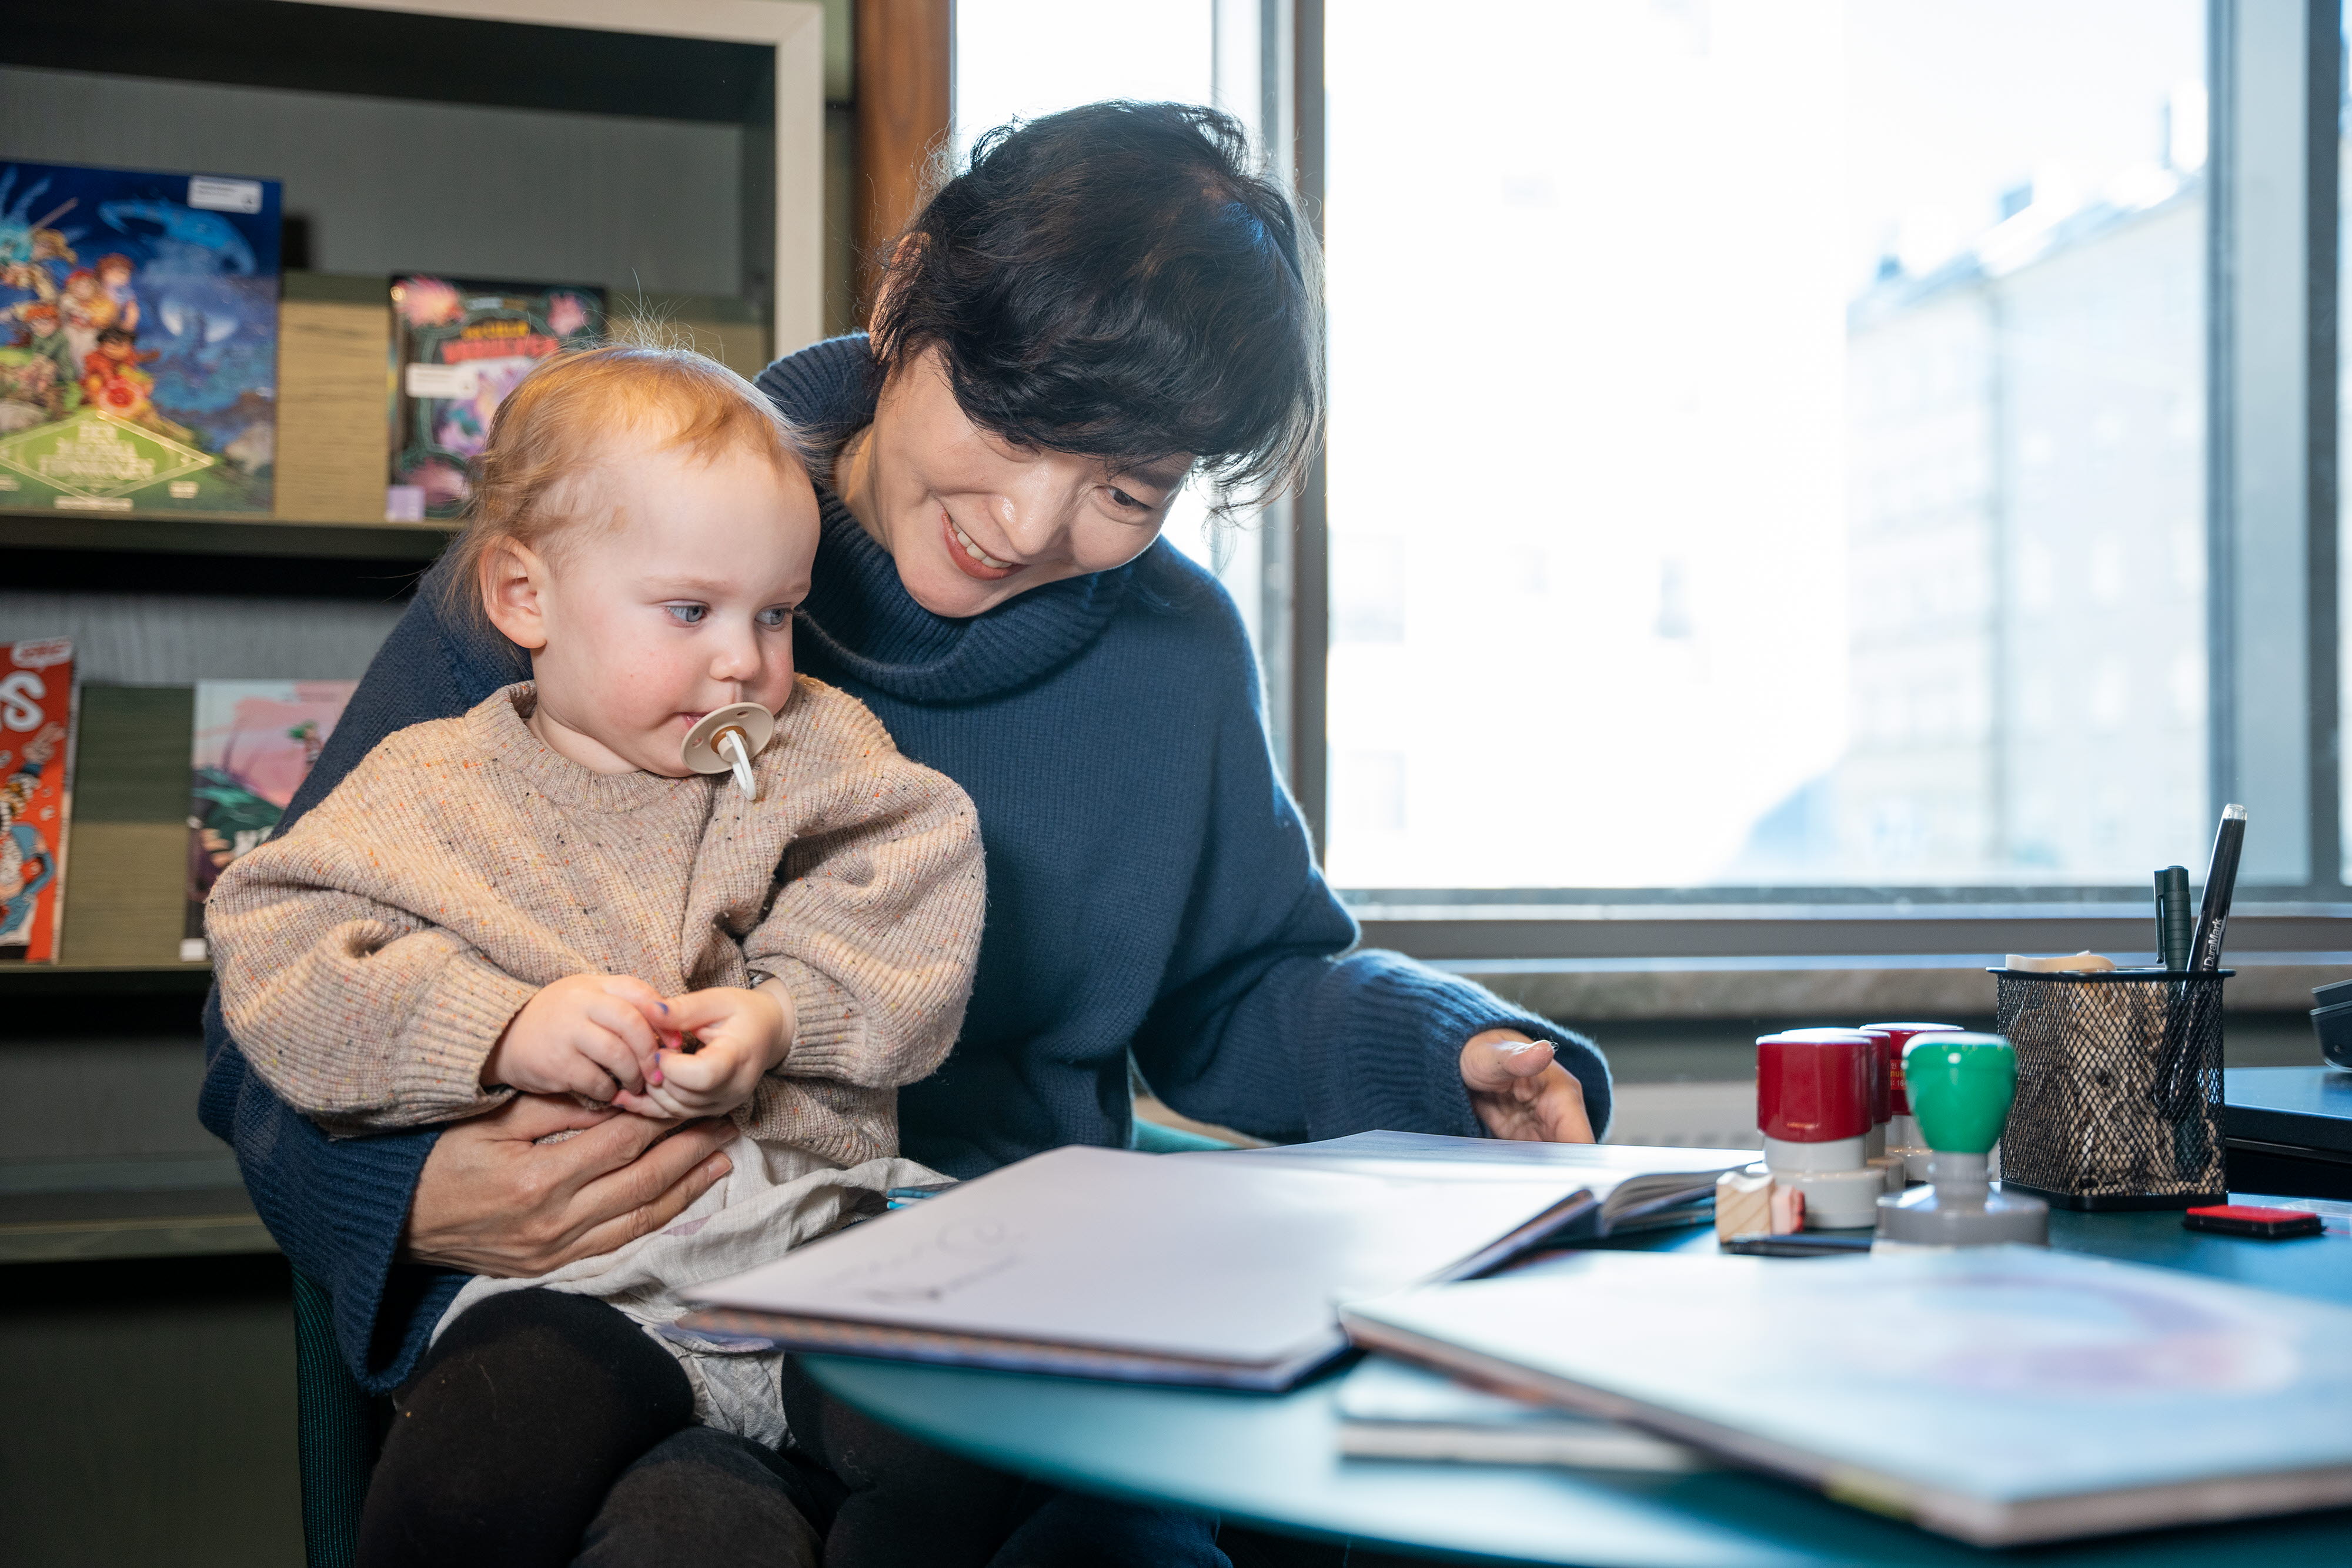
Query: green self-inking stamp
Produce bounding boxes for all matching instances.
[1875,1031,2049,1248]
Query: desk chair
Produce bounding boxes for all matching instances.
[290,1116,1242,1566]
[292,1268,381,1568]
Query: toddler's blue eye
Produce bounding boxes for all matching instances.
[757,606,791,628]
[666,604,708,625]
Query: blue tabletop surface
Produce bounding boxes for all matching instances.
[2226,1066,2352,1155]
[805,1203,2352,1566]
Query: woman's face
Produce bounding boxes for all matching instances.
[844,347,1194,618]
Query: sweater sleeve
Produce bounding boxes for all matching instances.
[208,807,537,1134]
[197,564,527,1391]
[736,703,985,1164]
[1127,599,1613,1146]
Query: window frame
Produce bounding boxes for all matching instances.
[1289,0,2352,954]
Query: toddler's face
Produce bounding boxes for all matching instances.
[500,434,818,777]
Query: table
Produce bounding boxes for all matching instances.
[803,1208,2352,1566]
[2226,1066,2352,1199]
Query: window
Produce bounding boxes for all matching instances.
[1325,0,2216,892]
[951,0,1271,661]
[950,1,2346,916]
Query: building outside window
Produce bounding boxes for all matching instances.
[1324,0,2210,892]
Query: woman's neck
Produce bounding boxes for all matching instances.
[831,424,888,549]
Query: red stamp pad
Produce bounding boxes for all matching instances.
[2183,1205,2326,1239]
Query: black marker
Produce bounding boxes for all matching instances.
[2190,805,2246,972]
[2155,865,2192,971]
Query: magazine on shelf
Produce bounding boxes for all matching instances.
[0,637,75,962]
[183,679,356,961]
[0,159,282,515]
[386,275,604,520]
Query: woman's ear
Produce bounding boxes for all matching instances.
[480,538,554,651]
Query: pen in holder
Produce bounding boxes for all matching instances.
[1990,965,2229,1210]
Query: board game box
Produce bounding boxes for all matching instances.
[0,637,76,962]
[183,678,356,961]
[386,275,604,521]
[0,160,282,516]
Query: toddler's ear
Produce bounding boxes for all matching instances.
[480,538,553,651]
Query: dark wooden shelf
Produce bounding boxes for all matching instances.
[1,0,776,126]
[0,1185,271,1263]
[0,964,213,997]
[0,511,453,562]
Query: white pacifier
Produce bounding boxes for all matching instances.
[681,702,775,800]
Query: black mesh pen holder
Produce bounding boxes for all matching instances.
[1990,968,2231,1211]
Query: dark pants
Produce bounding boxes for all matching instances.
[355,1288,1230,1568]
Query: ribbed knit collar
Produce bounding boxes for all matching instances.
[470,683,699,814]
[762,335,1138,706]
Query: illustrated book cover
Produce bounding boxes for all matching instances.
[183,679,356,961]
[1341,1246,2352,1546]
[0,637,76,962]
[386,275,604,520]
[0,161,282,515]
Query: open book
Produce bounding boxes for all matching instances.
[680,1135,1752,1390]
[1342,1248,2352,1545]
[1205,1129,1750,1238]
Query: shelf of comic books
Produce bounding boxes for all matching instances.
[2,159,768,563]
[2,673,357,977]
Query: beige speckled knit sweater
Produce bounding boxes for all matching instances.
[208,678,984,1166]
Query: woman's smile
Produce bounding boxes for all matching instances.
[942,508,1022,580]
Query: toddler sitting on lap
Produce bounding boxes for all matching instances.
[206,344,984,1567]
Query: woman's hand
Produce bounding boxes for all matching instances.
[1460,1029,1596,1144]
[402,1094,736,1277]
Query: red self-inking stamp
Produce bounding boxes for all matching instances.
[1756,1028,1883,1230]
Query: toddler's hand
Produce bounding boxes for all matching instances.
[482,974,667,1104]
[616,985,791,1122]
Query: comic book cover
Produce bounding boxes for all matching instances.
[0,638,76,963]
[183,679,356,962]
[386,276,603,521]
[0,161,282,516]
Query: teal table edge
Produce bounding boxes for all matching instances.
[803,1205,2352,1567]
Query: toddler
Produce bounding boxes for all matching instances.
[207,345,984,1562]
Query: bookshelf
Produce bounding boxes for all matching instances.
[0,0,823,560]
[0,0,829,1262]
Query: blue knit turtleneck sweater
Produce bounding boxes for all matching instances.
[199,335,1611,1390]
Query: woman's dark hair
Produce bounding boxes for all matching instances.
[871,101,1324,511]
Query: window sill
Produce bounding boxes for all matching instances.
[1425,951,2352,1022]
[1355,905,2352,963]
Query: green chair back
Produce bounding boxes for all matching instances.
[292,1269,377,1568]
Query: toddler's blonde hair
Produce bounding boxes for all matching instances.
[443,342,814,628]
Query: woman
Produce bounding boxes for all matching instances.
[201,103,1611,1564]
